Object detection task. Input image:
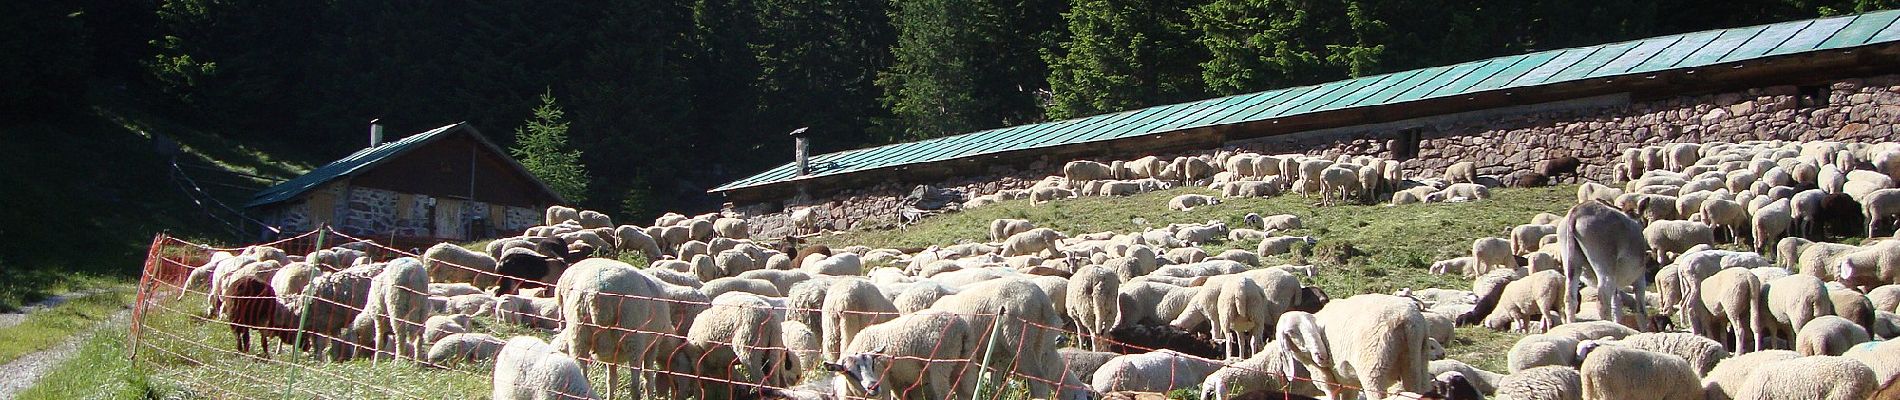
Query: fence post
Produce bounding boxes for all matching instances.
[282,227,326,399]
[128,233,167,366]
[974,308,1007,397]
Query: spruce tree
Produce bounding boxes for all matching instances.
[510,91,591,204]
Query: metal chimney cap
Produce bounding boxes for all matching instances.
[788,127,810,136]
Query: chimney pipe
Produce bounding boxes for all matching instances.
[790,127,810,177]
[369,119,385,147]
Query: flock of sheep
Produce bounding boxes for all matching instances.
[172,139,1900,400]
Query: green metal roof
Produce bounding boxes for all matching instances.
[713,10,1900,193]
[246,122,566,208]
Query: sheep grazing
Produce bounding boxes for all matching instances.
[1734,355,1878,400]
[552,258,676,399]
[1508,334,1578,373]
[1763,274,1837,346]
[824,311,979,400]
[1575,341,1702,400]
[496,246,565,296]
[493,336,596,400]
[820,278,897,362]
[1471,237,1517,275]
[1611,332,1729,377]
[1103,323,1220,360]
[1090,350,1223,394]
[1276,294,1430,400]
[1794,315,1870,356]
[1643,220,1715,265]
[1068,266,1120,351]
[1427,359,1503,396]
[1688,267,1766,352]
[1482,270,1563,333]
[222,275,295,356]
[1700,349,1800,400]
[422,314,473,345]
[683,292,793,398]
[1444,161,1477,184]
[990,218,1037,242]
[927,279,1085,400]
[352,258,430,361]
[423,242,500,288]
[1199,341,1325,400]
[1556,202,1651,329]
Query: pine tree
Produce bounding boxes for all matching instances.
[878,0,1066,140]
[1193,0,1386,96]
[510,90,591,204]
[1043,0,1206,119]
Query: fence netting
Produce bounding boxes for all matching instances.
[132,229,1417,399]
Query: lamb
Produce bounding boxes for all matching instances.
[822,311,982,400]
[1089,350,1223,394]
[1319,165,1364,205]
[1258,236,1317,257]
[990,218,1037,242]
[1690,267,1766,352]
[1168,194,1220,211]
[442,293,499,316]
[820,278,898,362]
[1556,202,1651,329]
[350,258,430,361]
[1203,276,1272,359]
[683,292,793,397]
[1444,161,1477,184]
[1199,341,1325,400]
[1493,366,1582,400]
[1643,220,1715,265]
[1752,198,1793,255]
[1574,341,1702,400]
[1276,294,1430,400]
[552,258,676,399]
[1482,270,1564,333]
[422,314,473,345]
[1068,266,1121,350]
[1032,186,1078,204]
[713,217,750,239]
[426,332,507,366]
[1472,237,1517,276]
[492,336,596,400]
[1511,224,1558,255]
[1794,315,1870,356]
[1733,355,1879,400]
[1430,256,1480,277]
[1699,349,1800,400]
[1508,334,1579,372]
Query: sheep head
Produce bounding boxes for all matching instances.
[825,345,890,397]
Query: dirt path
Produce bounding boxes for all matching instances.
[0,289,114,330]
[0,299,131,399]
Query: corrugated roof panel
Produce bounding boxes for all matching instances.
[1426,56,1519,98]
[1676,25,1770,67]
[1390,61,1488,103]
[1820,11,1898,48]
[1205,87,1312,125]
[1351,66,1451,108]
[1244,80,1360,121]
[1291,72,1399,114]
[1770,14,1859,55]
[1590,36,1684,77]
[1470,50,1565,90]
[714,11,1900,193]
[1720,20,1815,62]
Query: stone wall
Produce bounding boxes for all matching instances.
[340,187,400,236]
[727,74,1900,238]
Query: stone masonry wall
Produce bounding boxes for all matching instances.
[729,75,1900,238]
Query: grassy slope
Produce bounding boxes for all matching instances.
[821,185,1579,372]
[0,84,306,312]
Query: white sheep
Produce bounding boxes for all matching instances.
[1067,266,1120,350]
[1089,349,1223,393]
[1843,338,1900,398]
[422,314,473,346]
[1752,198,1793,255]
[1482,270,1564,333]
[1198,340,1325,400]
[1508,334,1579,373]
[820,278,898,362]
[1275,294,1430,400]
[927,279,1086,400]
[1794,315,1870,356]
[803,253,864,276]
[1426,183,1491,203]
[683,292,793,397]
[426,332,508,366]
[1689,267,1766,352]
[352,258,430,361]
[1472,237,1517,276]
[492,336,595,400]
[1734,355,1878,400]
[1644,220,1715,266]
[1494,365,1582,400]
[1613,332,1730,377]
[1699,349,1800,400]
[1168,193,1220,211]
[1444,161,1477,184]
[1258,236,1317,257]
[824,311,980,400]
[990,218,1037,242]
[1575,341,1702,400]
[1512,224,1558,255]
[1427,359,1504,396]
[552,258,676,399]
[1764,274,1837,346]
[712,217,750,239]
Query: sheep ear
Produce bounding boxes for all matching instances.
[871,343,889,354]
[821,362,846,372]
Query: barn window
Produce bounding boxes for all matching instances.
[1798,85,1830,108]
[1394,128,1423,160]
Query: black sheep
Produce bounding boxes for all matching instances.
[1539,156,1582,183]
[224,275,294,356]
[495,248,563,296]
[1104,323,1222,360]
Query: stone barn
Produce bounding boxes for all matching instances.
[246,122,565,245]
[712,10,1900,237]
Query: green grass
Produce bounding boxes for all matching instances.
[0,283,135,365]
[14,314,178,400]
[0,272,126,313]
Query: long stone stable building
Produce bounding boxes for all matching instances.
[713,11,1900,237]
